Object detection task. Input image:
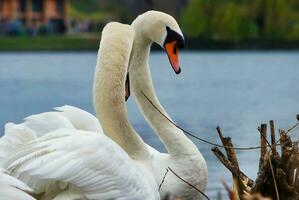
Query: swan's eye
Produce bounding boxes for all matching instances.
[164,26,184,49]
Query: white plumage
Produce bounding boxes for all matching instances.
[1,22,159,200]
[5,129,156,199]
[0,11,208,200]
[0,168,35,200]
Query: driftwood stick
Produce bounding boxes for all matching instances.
[212,147,234,173]
[280,130,293,155]
[282,147,293,162]
[251,152,270,193]
[270,120,277,154]
[279,130,285,154]
[216,127,239,167]
[212,147,254,187]
[216,126,225,141]
[213,116,299,200]
[259,124,267,170]
[224,137,239,168]
[216,127,249,197]
[223,137,243,195]
[257,124,280,200]
[276,168,296,194]
[267,151,280,200]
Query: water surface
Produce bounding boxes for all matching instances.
[0,51,299,199]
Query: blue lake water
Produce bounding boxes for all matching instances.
[0,51,299,199]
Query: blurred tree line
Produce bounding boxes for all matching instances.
[180,0,299,42]
[68,0,299,48]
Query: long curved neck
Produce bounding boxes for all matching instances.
[129,32,200,158]
[93,27,149,160]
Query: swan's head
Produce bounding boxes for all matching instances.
[132,11,184,74]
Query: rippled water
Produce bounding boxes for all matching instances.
[0,51,299,199]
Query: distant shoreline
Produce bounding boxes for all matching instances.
[0,36,299,51]
[185,38,299,50]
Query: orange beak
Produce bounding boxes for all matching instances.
[164,41,181,74]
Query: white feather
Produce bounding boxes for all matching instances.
[0,168,35,200]
[5,130,157,200]
[54,105,103,133]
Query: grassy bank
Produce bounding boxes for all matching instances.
[0,35,100,51]
[1,36,299,51]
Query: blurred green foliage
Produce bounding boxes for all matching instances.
[68,0,110,21]
[4,0,297,50]
[68,0,131,22]
[0,35,99,51]
[180,0,299,41]
[68,0,299,43]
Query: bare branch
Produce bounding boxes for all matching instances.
[159,168,169,191]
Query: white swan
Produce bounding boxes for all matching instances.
[0,168,35,200]
[99,11,208,199]
[132,11,208,199]
[1,22,159,200]
[0,11,208,200]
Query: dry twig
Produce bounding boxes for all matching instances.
[214,118,299,200]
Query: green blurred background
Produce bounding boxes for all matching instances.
[1,0,299,50]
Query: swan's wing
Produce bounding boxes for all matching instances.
[5,130,157,200]
[4,106,102,139]
[0,123,37,166]
[0,105,99,156]
[0,168,36,200]
[0,111,75,165]
[54,105,103,133]
[23,112,75,137]
[1,123,36,149]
